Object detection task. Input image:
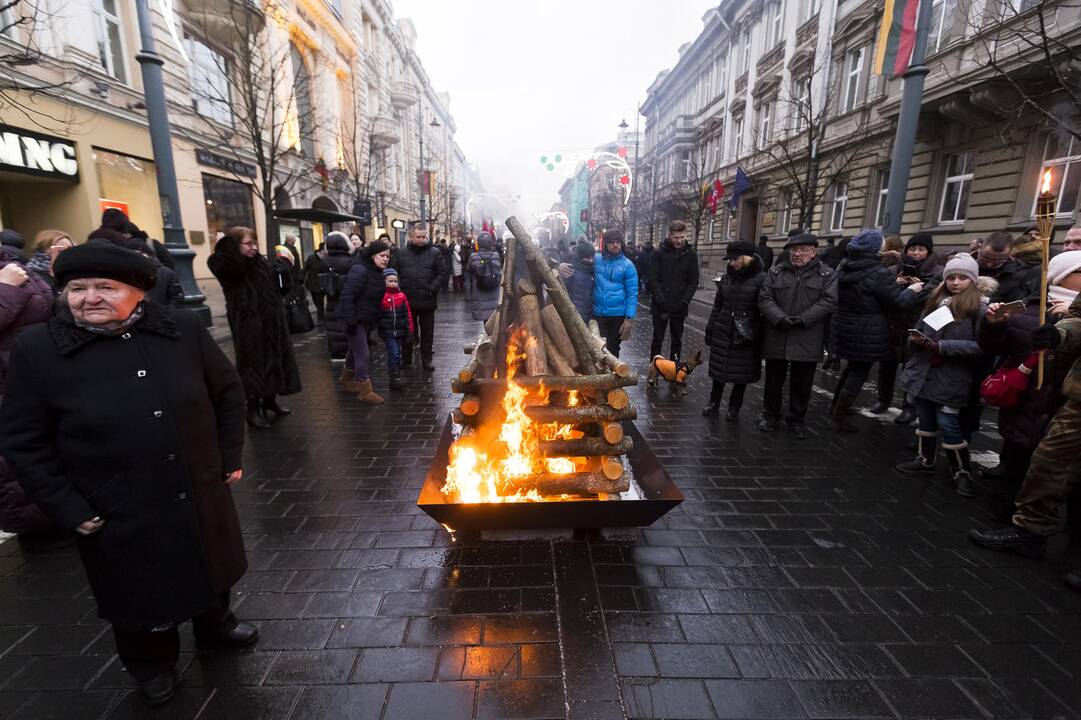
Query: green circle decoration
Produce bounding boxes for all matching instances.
[540,155,548,164]
[554,154,562,162]
[547,163,555,171]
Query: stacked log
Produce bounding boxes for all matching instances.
[450,216,640,499]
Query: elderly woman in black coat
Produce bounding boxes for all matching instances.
[829,229,923,432]
[208,227,301,428]
[0,244,255,707]
[703,241,765,420]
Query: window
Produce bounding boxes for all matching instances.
[765,2,784,50]
[928,0,957,54]
[203,174,255,236]
[738,30,751,75]
[184,35,232,125]
[800,0,821,23]
[938,151,974,224]
[1007,0,1041,13]
[757,102,772,146]
[714,119,725,167]
[1,3,17,37]
[92,0,126,82]
[732,115,744,157]
[325,0,343,18]
[793,77,811,132]
[290,45,316,158]
[843,47,864,112]
[1034,135,1081,217]
[779,188,794,234]
[829,181,848,232]
[873,168,889,227]
[680,150,692,181]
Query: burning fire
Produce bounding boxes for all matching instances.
[1042,168,1053,194]
[441,329,583,503]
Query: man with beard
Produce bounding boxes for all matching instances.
[646,220,699,362]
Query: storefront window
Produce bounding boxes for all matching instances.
[202,174,255,238]
[93,148,161,236]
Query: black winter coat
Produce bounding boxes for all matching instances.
[303,252,328,294]
[0,453,51,534]
[207,240,301,402]
[830,254,920,362]
[983,258,1040,303]
[759,258,837,362]
[323,244,356,359]
[338,258,387,328]
[392,242,448,310]
[706,259,765,384]
[0,303,247,627]
[647,241,699,316]
[978,301,1078,448]
[900,301,987,408]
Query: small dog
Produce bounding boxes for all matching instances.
[647,350,704,394]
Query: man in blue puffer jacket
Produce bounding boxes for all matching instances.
[592,230,638,356]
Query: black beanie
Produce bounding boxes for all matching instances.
[54,243,157,290]
[906,231,934,252]
[576,241,595,259]
[725,240,757,259]
[0,229,24,248]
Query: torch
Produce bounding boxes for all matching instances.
[1035,168,1056,389]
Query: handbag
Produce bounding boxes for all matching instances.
[319,269,345,298]
[732,311,756,346]
[980,352,1038,408]
[286,294,315,334]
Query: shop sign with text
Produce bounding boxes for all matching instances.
[0,124,79,181]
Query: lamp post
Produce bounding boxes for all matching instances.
[1035,168,1056,388]
[619,112,641,246]
[133,0,209,324]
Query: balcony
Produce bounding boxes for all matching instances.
[186,0,265,40]
[370,114,401,149]
[390,80,419,110]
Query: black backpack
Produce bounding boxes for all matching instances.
[475,255,500,291]
[319,269,345,297]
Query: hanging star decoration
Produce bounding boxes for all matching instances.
[619,174,630,186]
[586,158,598,172]
[617,146,628,159]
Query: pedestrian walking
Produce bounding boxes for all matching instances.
[638,241,655,292]
[756,232,836,438]
[591,229,638,358]
[895,254,989,497]
[322,232,354,361]
[0,243,255,707]
[25,229,73,295]
[829,229,923,432]
[466,232,502,322]
[302,243,328,324]
[567,241,596,323]
[703,241,765,420]
[339,241,391,404]
[391,223,449,372]
[379,268,414,391]
[451,238,465,292]
[207,227,301,429]
[756,234,774,270]
[646,220,699,362]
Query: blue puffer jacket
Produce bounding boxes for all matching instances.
[593,252,638,319]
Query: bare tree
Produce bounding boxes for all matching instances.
[659,148,716,251]
[0,0,79,129]
[180,0,321,241]
[339,69,396,220]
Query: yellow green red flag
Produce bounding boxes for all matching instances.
[874,0,921,76]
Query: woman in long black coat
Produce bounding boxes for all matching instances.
[207,227,301,429]
[323,231,357,363]
[0,243,254,706]
[703,241,765,420]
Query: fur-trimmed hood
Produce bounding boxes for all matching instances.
[976,275,999,300]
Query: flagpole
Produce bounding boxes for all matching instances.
[882,0,934,237]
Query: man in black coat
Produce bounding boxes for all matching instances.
[756,234,775,270]
[0,244,255,707]
[391,223,449,371]
[978,231,1041,302]
[647,220,699,361]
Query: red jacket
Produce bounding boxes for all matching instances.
[378,289,414,338]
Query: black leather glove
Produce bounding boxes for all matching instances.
[776,316,799,330]
[1032,322,1061,350]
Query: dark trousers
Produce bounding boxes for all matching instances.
[404,308,436,364]
[877,360,898,404]
[310,291,326,322]
[1014,399,1081,535]
[763,359,817,423]
[710,380,746,408]
[836,360,874,398]
[113,592,233,682]
[596,316,626,357]
[650,313,686,361]
[1000,439,1036,499]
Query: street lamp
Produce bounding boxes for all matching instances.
[619,114,641,245]
[418,112,441,234]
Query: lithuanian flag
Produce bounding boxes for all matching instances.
[874,0,921,76]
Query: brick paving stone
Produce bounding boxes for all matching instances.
[0,295,1078,718]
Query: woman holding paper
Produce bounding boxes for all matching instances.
[895,254,990,497]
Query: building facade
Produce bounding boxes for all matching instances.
[0,0,479,279]
[639,0,1080,272]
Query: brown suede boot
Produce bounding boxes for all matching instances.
[339,367,362,392]
[355,379,384,405]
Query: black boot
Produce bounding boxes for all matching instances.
[944,443,976,498]
[896,432,938,475]
[869,400,890,414]
[422,355,435,373]
[830,391,859,433]
[1064,567,1081,592]
[195,620,260,652]
[263,396,291,418]
[246,401,270,429]
[894,407,917,425]
[137,670,177,707]
[725,402,741,422]
[389,372,406,391]
[702,402,720,418]
[968,526,1046,557]
[786,421,807,440]
[756,415,780,432]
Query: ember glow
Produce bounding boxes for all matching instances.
[1042,168,1053,194]
[441,329,583,503]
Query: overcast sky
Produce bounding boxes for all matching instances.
[392,0,718,221]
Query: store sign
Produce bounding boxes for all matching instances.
[0,124,79,181]
[195,148,256,178]
[99,199,130,217]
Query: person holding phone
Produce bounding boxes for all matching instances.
[895,254,990,497]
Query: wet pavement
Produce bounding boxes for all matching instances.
[1,290,1080,719]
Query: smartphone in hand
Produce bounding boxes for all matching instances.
[908,329,932,343]
[992,300,1026,319]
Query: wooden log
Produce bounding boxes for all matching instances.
[540,304,577,368]
[601,457,625,482]
[523,405,637,424]
[506,217,606,370]
[516,277,537,295]
[451,374,636,394]
[493,232,518,371]
[539,436,633,457]
[510,471,629,496]
[602,422,624,444]
[451,409,478,426]
[516,292,549,376]
[458,333,494,384]
[582,318,631,378]
[607,388,630,410]
[459,394,481,416]
[545,335,577,377]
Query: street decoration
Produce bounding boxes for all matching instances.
[875,0,920,76]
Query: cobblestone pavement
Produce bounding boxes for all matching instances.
[1,291,1079,720]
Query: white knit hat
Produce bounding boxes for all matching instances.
[1047,250,1081,286]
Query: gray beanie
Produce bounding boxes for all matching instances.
[943,253,979,284]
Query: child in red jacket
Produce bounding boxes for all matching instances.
[378,268,414,390]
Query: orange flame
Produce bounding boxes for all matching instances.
[1042,168,1053,194]
[442,328,581,503]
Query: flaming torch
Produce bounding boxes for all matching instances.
[1035,168,1056,388]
